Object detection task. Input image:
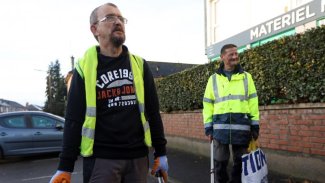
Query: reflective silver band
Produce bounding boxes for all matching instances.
[143,121,150,131]
[205,95,250,103]
[248,93,257,99]
[204,122,213,128]
[215,95,247,103]
[244,72,248,99]
[212,74,219,98]
[213,124,250,131]
[82,127,95,139]
[203,98,214,103]
[138,103,145,113]
[86,107,96,117]
[138,103,149,131]
[251,120,259,125]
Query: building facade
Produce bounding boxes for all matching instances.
[204,0,325,61]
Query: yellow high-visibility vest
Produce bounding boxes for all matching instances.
[75,46,152,157]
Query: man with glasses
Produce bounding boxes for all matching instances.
[50,3,168,183]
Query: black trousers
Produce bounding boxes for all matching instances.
[213,140,248,183]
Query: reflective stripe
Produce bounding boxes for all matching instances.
[143,121,150,131]
[215,95,247,103]
[86,107,96,117]
[213,124,250,131]
[204,122,213,128]
[251,120,259,125]
[82,127,95,139]
[203,98,214,103]
[212,74,219,98]
[248,93,257,99]
[205,95,248,103]
[138,103,149,132]
[138,103,145,113]
[244,72,248,99]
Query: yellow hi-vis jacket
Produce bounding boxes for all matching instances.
[75,46,152,157]
[203,64,259,145]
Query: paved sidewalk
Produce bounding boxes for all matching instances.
[148,148,318,183]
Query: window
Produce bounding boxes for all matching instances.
[32,116,56,128]
[1,116,26,128]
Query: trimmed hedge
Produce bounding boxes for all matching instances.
[156,26,325,112]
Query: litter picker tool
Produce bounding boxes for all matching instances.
[155,170,164,183]
[210,140,215,183]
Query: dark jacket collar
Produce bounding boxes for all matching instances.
[216,62,244,76]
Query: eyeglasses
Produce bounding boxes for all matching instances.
[97,15,128,24]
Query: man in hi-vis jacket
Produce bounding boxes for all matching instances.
[50,2,168,183]
[203,44,259,183]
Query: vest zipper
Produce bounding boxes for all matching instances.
[229,113,232,144]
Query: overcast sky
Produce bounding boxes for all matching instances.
[0,0,207,106]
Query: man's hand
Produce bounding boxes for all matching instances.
[49,171,71,183]
[209,135,213,143]
[251,130,259,140]
[151,155,168,182]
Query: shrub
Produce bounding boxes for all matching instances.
[156,26,325,112]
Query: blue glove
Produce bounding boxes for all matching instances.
[151,155,168,182]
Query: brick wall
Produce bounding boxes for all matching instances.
[162,111,206,141]
[161,103,325,156]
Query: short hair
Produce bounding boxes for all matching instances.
[89,3,118,41]
[90,3,118,25]
[220,44,237,55]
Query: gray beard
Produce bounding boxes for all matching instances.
[111,35,125,47]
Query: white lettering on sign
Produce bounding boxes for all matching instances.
[265,21,273,33]
[306,5,315,18]
[273,17,282,31]
[291,11,295,24]
[296,7,306,22]
[250,4,316,40]
[282,14,291,28]
[259,25,267,37]
[250,28,259,40]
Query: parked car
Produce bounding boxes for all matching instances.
[0,111,64,159]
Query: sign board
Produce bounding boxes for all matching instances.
[206,0,325,59]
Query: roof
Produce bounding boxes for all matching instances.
[26,104,43,111]
[147,61,197,78]
[0,98,25,109]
